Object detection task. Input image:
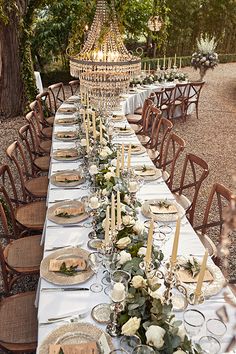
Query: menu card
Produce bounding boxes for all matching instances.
[49,342,98,354]
[149,204,178,214]
[49,258,87,272]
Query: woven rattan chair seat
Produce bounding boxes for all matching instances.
[25,175,48,197]
[134,106,142,115]
[34,155,50,172]
[137,135,150,144]
[4,235,42,269]
[126,114,142,124]
[146,148,159,160]
[130,123,141,133]
[15,200,46,230]
[45,116,55,126]
[42,126,53,138]
[0,292,37,344]
[39,139,52,153]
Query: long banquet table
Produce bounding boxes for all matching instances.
[37,93,235,353]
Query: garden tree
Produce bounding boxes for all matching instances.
[0,0,46,119]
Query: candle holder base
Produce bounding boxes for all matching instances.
[188,292,205,305]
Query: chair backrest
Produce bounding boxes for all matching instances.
[160,132,186,189]
[18,124,37,173]
[25,111,42,152]
[0,165,21,237]
[154,88,165,108]
[69,80,80,95]
[36,91,54,124]
[174,82,189,99]
[140,98,155,134]
[48,82,65,112]
[172,153,209,225]
[150,116,173,155]
[6,141,32,201]
[200,183,233,237]
[161,86,175,105]
[0,203,11,294]
[187,81,205,101]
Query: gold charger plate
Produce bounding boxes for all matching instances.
[50,170,85,187]
[141,199,185,222]
[38,323,114,354]
[116,127,134,136]
[124,144,146,155]
[176,256,226,298]
[40,248,93,285]
[47,200,89,225]
[133,165,162,181]
[52,149,80,161]
[55,118,78,126]
[54,131,78,141]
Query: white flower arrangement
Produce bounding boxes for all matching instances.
[191,34,218,75]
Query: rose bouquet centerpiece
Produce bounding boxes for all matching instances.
[191,34,218,81]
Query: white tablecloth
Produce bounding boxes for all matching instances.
[36,97,235,353]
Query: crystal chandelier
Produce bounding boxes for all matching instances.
[69,0,141,78]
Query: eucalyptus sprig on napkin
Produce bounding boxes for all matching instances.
[59,262,78,276]
[182,257,201,278]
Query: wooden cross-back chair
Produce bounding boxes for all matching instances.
[30,101,53,140]
[19,124,50,174]
[160,86,175,119]
[0,202,42,294]
[48,82,65,112]
[69,80,80,95]
[195,183,234,263]
[157,132,186,189]
[36,91,55,127]
[137,105,162,147]
[185,81,205,120]
[127,93,155,125]
[25,110,52,154]
[170,82,189,121]
[146,116,173,163]
[0,165,47,235]
[6,141,48,200]
[171,153,209,225]
[154,87,165,108]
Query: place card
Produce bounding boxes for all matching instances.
[149,204,178,214]
[49,342,98,354]
[55,174,81,182]
[135,168,156,176]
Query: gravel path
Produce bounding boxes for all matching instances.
[0,63,235,351]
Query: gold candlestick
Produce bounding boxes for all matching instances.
[170,217,180,267]
[145,219,154,264]
[195,249,208,298]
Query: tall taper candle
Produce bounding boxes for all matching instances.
[111,193,116,233]
[105,206,110,245]
[195,249,208,297]
[179,57,182,69]
[174,53,177,66]
[127,144,131,169]
[148,64,151,75]
[116,150,120,178]
[85,122,90,154]
[121,144,125,170]
[99,118,103,144]
[117,191,122,228]
[145,219,154,264]
[163,54,166,69]
[170,216,181,266]
[92,111,96,139]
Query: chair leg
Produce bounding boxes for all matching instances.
[195,101,199,119]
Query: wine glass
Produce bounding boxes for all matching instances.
[120,335,141,352]
[110,350,128,354]
[199,336,221,354]
[206,318,227,339]
[88,252,103,293]
[183,309,205,340]
[132,345,155,354]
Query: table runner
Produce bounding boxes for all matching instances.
[37,95,235,353]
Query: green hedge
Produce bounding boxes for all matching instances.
[41,70,74,87]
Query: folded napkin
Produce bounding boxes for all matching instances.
[135,168,156,176]
[177,268,213,283]
[55,149,78,158]
[54,205,84,217]
[56,118,77,124]
[149,203,178,214]
[55,174,81,183]
[49,342,98,354]
[56,131,77,139]
[124,145,141,152]
[49,257,87,272]
[58,107,76,113]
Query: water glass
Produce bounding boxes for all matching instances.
[88,252,103,293]
[206,318,227,339]
[132,345,155,354]
[199,335,221,354]
[183,309,205,339]
[110,350,128,354]
[120,335,141,352]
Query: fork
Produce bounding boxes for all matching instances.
[39,313,87,326]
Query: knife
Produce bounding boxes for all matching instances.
[41,287,89,292]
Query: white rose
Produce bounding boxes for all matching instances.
[102,188,109,196]
[116,237,131,249]
[173,351,186,354]
[122,215,135,226]
[99,149,108,159]
[133,221,144,235]
[104,172,115,181]
[104,146,112,154]
[124,194,131,205]
[146,325,165,349]
[148,288,164,302]
[177,325,186,342]
[101,137,108,146]
[138,247,147,257]
[108,166,116,173]
[121,317,141,336]
[132,275,147,289]
[80,138,87,147]
[89,165,98,175]
[118,250,132,265]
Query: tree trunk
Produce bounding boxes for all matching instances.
[0,16,25,119]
